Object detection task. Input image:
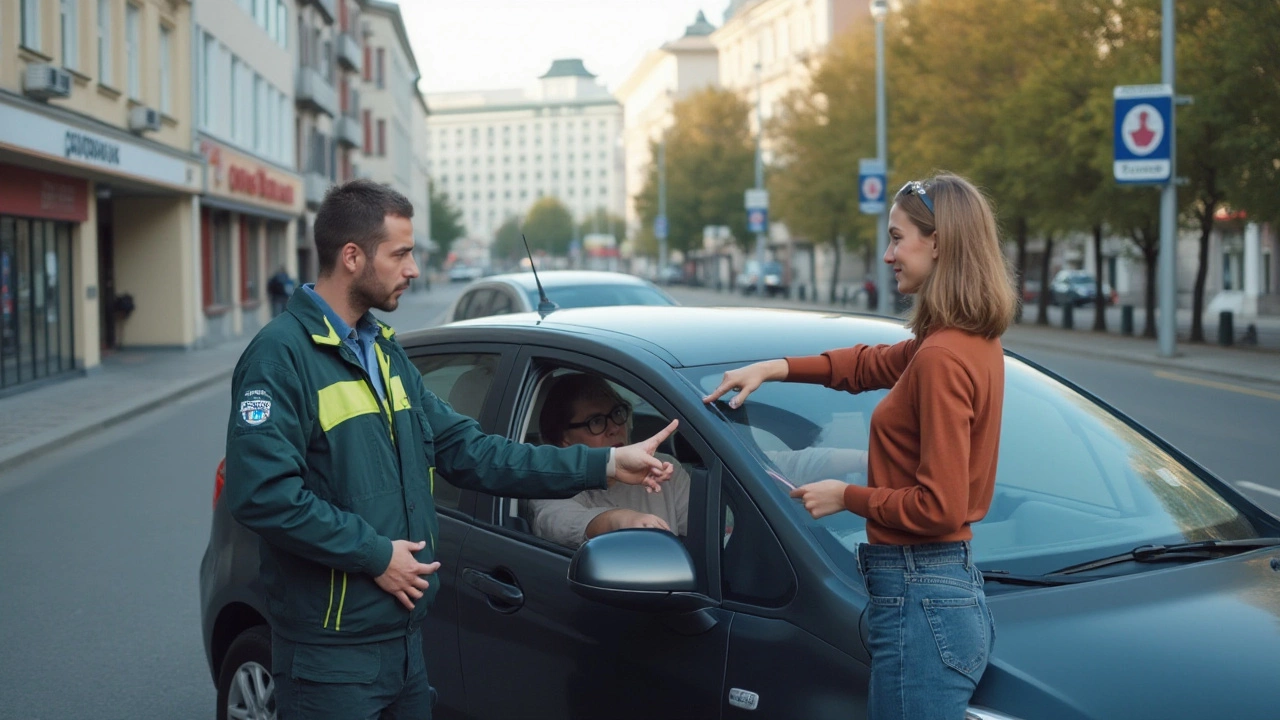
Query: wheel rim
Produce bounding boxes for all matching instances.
[227,660,276,720]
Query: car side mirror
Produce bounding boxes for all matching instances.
[568,529,716,616]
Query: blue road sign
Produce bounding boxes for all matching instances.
[1114,84,1172,184]
[747,208,768,234]
[654,215,667,240]
[859,159,886,214]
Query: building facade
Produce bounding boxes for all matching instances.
[293,0,337,281]
[616,12,720,236]
[195,0,304,343]
[359,0,432,276]
[1,0,203,394]
[425,59,624,241]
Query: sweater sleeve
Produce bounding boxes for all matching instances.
[786,338,918,393]
[842,346,976,535]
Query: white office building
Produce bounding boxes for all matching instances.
[425,59,624,240]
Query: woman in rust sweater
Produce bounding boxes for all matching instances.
[705,174,1018,719]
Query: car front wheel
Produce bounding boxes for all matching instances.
[217,624,275,720]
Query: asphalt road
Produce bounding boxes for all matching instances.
[0,277,1274,719]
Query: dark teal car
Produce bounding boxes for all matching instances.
[201,306,1280,720]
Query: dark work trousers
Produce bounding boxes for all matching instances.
[272,629,434,720]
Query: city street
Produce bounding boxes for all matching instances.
[0,279,1277,719]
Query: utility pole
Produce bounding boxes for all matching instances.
[872,0,891,315]
[1157,0,1178,357]
[658,132,668,275]
[754,61,766,297]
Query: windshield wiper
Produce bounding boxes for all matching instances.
[1046,538,1280,577]
[981,570,1085,587]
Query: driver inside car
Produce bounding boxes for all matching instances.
[529,373,869,549]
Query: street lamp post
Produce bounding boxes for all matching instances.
[658,131,668,275]
[871,0,890,315]
[754,61,766,297]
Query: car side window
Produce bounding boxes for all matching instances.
[721,475,796,607]
[502,365,708,557]
[458,289,495,321]
[413,352,502,511]
[488,291,515,316]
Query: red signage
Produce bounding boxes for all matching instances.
[0,164,88,222]
[227,164,295,205]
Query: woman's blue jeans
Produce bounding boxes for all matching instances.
[858,541,995,720]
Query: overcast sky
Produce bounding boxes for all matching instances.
[399,0,726,95]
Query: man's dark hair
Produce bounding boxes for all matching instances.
[538,373,620,446]
[314,179,414,274]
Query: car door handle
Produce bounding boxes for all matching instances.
[462,568,524,606]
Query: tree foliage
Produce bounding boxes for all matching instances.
[634,88,756,256]
[491,216,525,264]
[522,197,574,256]
[577,207,627,240]
[428,181,465,268]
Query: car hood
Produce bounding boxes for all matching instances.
[976,550,1280,719]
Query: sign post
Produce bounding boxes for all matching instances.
[1113,85,1173,185]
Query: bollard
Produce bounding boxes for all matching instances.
[1062,302,1074,330]
[1121,305,1134,336]
[1218,310,1234,346]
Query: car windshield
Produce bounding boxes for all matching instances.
[682,358,1260,579]
[528,284,675,310]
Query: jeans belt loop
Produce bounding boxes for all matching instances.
[903,544,917,574]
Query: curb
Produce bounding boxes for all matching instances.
[0,368,235,476]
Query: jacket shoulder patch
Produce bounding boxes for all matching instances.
[239,388,273,427]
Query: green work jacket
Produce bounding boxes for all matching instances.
[225,290,608,645]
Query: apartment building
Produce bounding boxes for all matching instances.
[359,0,432,273]
[293,0,337,281]
[615,12,719,235]
[425,59,624,241]
[0,0,203,394]
[194,0,303,342]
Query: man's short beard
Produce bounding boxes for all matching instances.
[349,263,399,314]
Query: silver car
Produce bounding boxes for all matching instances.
[447,270,677,322]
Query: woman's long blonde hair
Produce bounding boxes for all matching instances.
[895,174,1018,339]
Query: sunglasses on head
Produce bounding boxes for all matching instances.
[898,181,935,215]
[564,403,631,436]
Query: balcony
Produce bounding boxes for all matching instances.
[336,115,362,149]
[295,66,338,118]
[304,171,330,209]
[337,33,362,74]
[301,0,336,24]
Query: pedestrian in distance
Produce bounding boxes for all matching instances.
[703,174,1018,719]
[224,179,678,720]
[266,265,294,317]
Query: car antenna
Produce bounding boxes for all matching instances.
[522,233,558,318]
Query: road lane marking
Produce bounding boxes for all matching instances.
[1152,370,1280,402]
[1238,482,1280,500]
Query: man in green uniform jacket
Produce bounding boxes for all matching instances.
[224,180,677,719]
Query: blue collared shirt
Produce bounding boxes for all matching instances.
[301,284,386,400]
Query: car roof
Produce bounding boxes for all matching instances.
[478,270,655,292]
[420,305,913,367]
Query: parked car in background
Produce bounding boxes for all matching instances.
[201,306,1280,720]
[1020,279,1042,304]
[736,260,787,297]
[655,263,685,285]
[1050,270,1116,307]
[447,270,677,322]
[448,264,486,283]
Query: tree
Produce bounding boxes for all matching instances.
[491,216,525,266]
[634,88,755,259]
[428,181,465,268]
[770,21,877,303]
[577,207,627,241]
[522,197,573,256]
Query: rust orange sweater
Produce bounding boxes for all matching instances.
[786,328,1004,545]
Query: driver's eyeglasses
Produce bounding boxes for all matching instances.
[565,403,631,435]
[898,180,935,215]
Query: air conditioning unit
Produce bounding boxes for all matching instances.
[128,106,162,133]
[23,64,72,100]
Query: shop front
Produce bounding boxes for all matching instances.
[197,138,303,343]
[0,94,203,395]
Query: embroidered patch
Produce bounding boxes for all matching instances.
[240,388,272,426]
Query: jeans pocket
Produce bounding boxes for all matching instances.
[922,596,990,678]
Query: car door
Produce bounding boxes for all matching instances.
[407,342,519,719]
[454,346,731,719]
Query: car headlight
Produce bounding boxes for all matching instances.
[966,707,1025,720]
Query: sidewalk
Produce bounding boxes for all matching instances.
[0,339,249,474]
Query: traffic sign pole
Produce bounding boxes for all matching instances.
[1159,0,1176,358]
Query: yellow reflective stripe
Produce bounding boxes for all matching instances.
[323,568,335,629]
[335,572,348,631]
[311,317,342,346]
[317,380,382,431]
[374,345,397,442]
[388,376,411,412]
[429,467,435,496]
[378,321,396,340]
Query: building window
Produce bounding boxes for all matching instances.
[61,0,79,70]
[125,4,141,100]
[229,58,241,141]
[276,0,288,48]
[376,48,385,89]
[22,0,41,51]
[377,119,386,156]
[362,109,372,154]
[159,25,172,114]
[97,0,111,85]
